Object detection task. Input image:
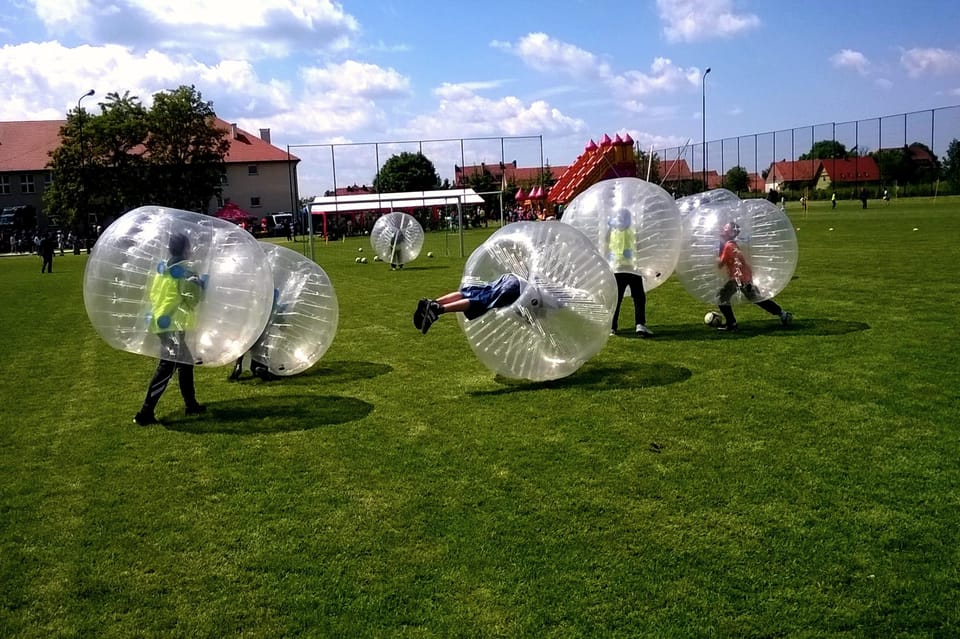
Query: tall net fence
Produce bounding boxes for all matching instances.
[653,104,960,201]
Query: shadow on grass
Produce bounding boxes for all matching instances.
[470,362,692,396]
[163,395,373,435]
[274,360,393,385]
[640,318,870,341]
[391,265,452,271]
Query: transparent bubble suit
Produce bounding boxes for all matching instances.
[458,221,617,381]
[249,244,339,376]
[370,212,424,265]
[676,198,798,305]
[676,188,739,215]
[83,206,274,366]
[561,177,681,291]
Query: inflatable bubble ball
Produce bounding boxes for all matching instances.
[83,205,274,367]
[676,198,798,306]
[676,188,739,215]
[370,212,424,266]
[248,244,339,376]
[560,177,681,291]
[458,221,617,382]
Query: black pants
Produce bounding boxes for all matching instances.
[140,332,198,414]
[41,256,53,272]
[613,272,646,329]
[718,280,781,326]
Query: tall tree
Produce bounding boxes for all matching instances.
[635,148,661,183]
[943,138,960,192]
[800,140,850,160]
[86,91,150,214]
[722,166,750,193]
[145,85,230,211]
[372,152,440,193]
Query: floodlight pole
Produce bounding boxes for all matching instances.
[77,89,95,235]
[701,68,711,192]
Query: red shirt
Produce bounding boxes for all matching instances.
[719,240,752,283]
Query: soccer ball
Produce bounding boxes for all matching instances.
[427,251,434,258]
[358,247,363,252]
[360,257,367,264]
[355,257,361,263]
[704,311,723,327]
[373,255,381,261]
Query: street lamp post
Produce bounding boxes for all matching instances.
[701,67,711,192]
[77,89,95,242]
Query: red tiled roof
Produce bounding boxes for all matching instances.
[660,159,693,182]
[820,157,880,183]
[770,160,821,183]
[455,163,566,185]
[0,117,296,172]
[0,120,65,171]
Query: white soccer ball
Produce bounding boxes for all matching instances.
[360,257,367,264]
[355,256,361,263]
[427,251,434,258]
[358,247,363,252]
[704,311,723,327]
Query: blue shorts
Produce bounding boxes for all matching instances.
[461,273,521,320]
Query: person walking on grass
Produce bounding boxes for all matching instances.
[39,233,55,273]
[134,233,207,426]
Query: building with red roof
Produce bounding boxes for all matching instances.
[0,117,298,229]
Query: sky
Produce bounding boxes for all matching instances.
[2,0,960,197]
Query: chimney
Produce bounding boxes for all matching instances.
[259,128,271,144]
[231,123,239,139]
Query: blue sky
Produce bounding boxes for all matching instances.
[2,0,959,196]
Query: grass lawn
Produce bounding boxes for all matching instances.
[1,197,959,638]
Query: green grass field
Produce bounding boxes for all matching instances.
[2,197,959,638]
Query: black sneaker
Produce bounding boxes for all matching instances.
[185,404,207,415]
[413,298,428,330]
[780,311,793,326]
[717,323,739,332]
[421,301,441,334]
[134,411,159,426]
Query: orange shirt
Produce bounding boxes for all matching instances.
[719,240,752,283]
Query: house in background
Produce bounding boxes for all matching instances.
[765,157,881,193]
[0,117,297,230]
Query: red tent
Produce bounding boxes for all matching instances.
[213,202,252,223]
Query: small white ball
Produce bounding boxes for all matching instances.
[427,251,434,258]
[358,247,363,252]
[360,257,367,264]
[355,256,361,263]
[704,311,723,327]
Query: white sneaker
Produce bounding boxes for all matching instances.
[636,324,654,337]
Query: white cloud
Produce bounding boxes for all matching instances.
[494,34,699,99]
[28,0,359,60]
[900,47,960,77]
[830,49,870,75]
[300,60,410,99]
[403,83,586,139]
[874,78,893,90]
[656,0,760,43]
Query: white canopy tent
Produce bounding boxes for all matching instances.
[307,188,486,258]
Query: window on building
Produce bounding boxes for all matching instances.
[21,175,36,194]
[0,176,10,195]
[44,173,52,188]
[248,165,259,176]
[250,197,261,208]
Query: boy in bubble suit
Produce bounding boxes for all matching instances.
[607,208,652,337]
[134,232,207,425]
[715,222,792,332]
[413,273,528,334]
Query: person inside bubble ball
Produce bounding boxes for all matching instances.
[134,232,207,425]
[387,226,406,270]
[607,208,653,337]
[413,273,530,335]
[715,221,792,333]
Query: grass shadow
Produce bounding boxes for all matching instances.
[645,318,870,342]
[162,395,373,435]
[470,362,692,396]
[272,360,393,386]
